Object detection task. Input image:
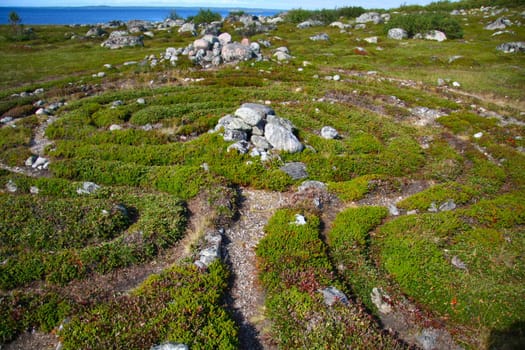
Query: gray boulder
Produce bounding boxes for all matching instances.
[77,182,101,195]
[178,23,196,34]
[280,162,308,180]
[223,129,248,142]
[241,103,275,116]
[86,26,106,37]
[151,343,189,350]
[265,122,302,152]
[234,106,265,126]
[273,51,292,61]
[310,33,330,41]
[497,41,525,53]
[297,20,323,29]
[356,12,383,24]
[193,38,211,50]
[424,30,447,42]
[101,31,143,49]
[320,126,339,139]
[388,28,408,40]
[227,140,250,154]
[251,135,272,150]
[319,286,350,306]
[216,115,252,131]
[485,17,511,30]
[218,32,232,46]
[221,43,253,62]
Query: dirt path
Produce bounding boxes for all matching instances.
[224,189,292,350]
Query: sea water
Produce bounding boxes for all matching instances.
[0,6,284,25]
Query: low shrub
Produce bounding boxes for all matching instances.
[189,9,222,25]
[60,262,238,349]
[396,182,475,211]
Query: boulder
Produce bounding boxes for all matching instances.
[193,38,210,50]
[388,28,408,40]
[298,180,327,192]
[280,162,307,179]
[227,140,250,154]
[216,115,252,131]
[86,26,106,37]
[329,21,347,29]
[234,106,265,126]
[251,135,272,150]
[178,23,196,34]
[221,43,253,62]
[356,12,383,24]
[320,126,339,139]
[310,33,330,41]
[274,51,292,61]
[6,180,17,193]
[297,20,323,29]
[485,17,511,30]
[364,36,378,44]
[265,122,302,152]
[371,287,392,313]
[497,41,525,53]
[218,32,232,46]
[77,182,101,195]
[241,103,275,116]
[424,30,447,42]
[223,129,248,142]
[101,31,143,49]
[151,343,189,350]
[319,286,350,306]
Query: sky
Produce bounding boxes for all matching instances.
[1,0,443,10]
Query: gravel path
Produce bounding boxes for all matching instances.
[224,189,291,350]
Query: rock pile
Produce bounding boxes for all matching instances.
[214,103,304,156]
[101,31,143,49]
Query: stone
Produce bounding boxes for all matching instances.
[424,30,447,42]
[112,100,123,108]
[109,124,122,131]
[266,114,294,132]
[151,343,189,350]
[388,203,400,216]
[485,17,510,30]
[193,38,210,50]
[416,328,440,350]
[101,31,143,49]
[221,43,253,62]
[30,186,39,194]
[473,132,483,138]
[310,33,330,41]
[137,98,146,104]
[0,116,13,124]
[354,47,368,55]
[496,41,525,53]
[371,287,392,313]
[333,74,341,81]
[294,214,307,225]
[411,107,445,126]
[356,12,383,24]
[388,28,408,40]
[35,108,48,115]
[364,36,378,43]
[428,202,438,213]
[320,126,339,139]
[273,51,292,61]
[227,140,250,154]
[216,115,252,132]
[251,135,271,150]
[319,286,349,306]
[329,21,347,29]
[275,46,290,54]
[218,32,232,46]
[96,72,105,78]
[223,129,248,142]
[25,155,36,166]
[86,26,106,37]
[6,180,17,193]
[77,182,101,195]
[143,31,154,38]
[280,162,307,180]
[452,81,461,87]
[178,23,195,34]
[297,20,323,29]
[241,102,275,116]
[234,106,265,126]
[438,199,456,211]
[32,156,48,169]
[354,23,366,30]
[451,255,467,270]
[265,121,303,153]
[298,180,327,192]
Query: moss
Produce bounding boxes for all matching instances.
[397,182,475,211]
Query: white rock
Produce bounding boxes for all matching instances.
[32,156,48,169]
[137,98,146,104]
[473,132,483,139]
[321,126,339,139]
[109,124,123,131]
[30,186,40,194]
[294,214,307,225]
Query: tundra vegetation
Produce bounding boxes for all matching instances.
[0,0,524,349]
